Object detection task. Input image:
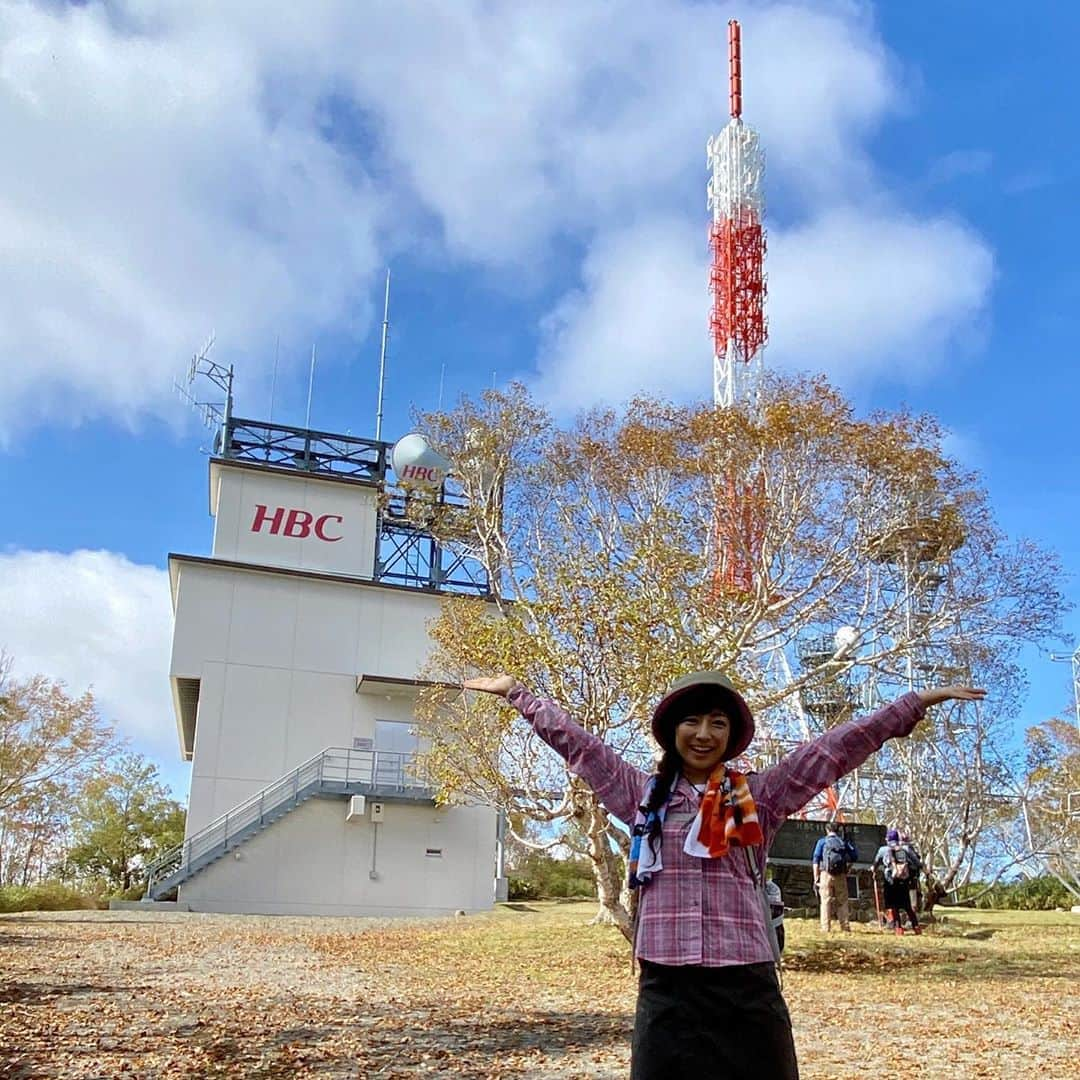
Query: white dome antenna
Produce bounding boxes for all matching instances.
[391,433,452,488]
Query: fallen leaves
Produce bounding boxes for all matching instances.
[0,904,1076,1078]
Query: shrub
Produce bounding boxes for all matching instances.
[508,851,598,900]
[954,876,1074,910]
[507,876,541,901]
[0,882,103,913]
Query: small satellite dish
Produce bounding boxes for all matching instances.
[834,626,859,654]
[391,433,452,488]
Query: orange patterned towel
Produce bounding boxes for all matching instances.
[683,763,763,857]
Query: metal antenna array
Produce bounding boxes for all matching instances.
[173,334,234,451]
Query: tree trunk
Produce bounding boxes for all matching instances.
[576,784,633,941]
[590,858,632,942]
[20,824,39,887]
[924,880,948,913]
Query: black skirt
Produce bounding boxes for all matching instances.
[631,960,799,1080]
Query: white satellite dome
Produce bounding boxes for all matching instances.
[833,626,859,654]
[390,433,452,488]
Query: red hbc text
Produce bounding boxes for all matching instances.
[399,464,444,483]
[250,505,344,542]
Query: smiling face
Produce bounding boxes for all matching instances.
[673,709,732,784]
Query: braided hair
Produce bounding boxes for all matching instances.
[640,748,680,858]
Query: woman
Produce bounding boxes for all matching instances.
[464,670,985,1079]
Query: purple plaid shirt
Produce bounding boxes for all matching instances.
[508,686,925,967]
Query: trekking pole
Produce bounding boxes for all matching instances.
[871,872,884,932]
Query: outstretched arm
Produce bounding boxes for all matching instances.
[753,686,986,829]
[463,675,648,827]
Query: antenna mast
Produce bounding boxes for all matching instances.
[376,269,390,441]
[305,344,317,430]
[707,19,768,410]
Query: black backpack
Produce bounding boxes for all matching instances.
[822,835,850,875]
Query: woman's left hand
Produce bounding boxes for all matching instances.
[917,686,987,708]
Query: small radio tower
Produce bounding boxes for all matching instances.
[708,19,768,410]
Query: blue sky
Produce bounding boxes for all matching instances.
[1,1,1077,799]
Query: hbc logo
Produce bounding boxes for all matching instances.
[251,505,343,542]
[400,464,444,483]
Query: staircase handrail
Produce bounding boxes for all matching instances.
[145,746,425,895]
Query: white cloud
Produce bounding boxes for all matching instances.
[530,206,993,414]
[525,4,994,411]
[926,149,993,187]
[0,2,381,434]
[0,0,993,428]
[0,549,179,767]
[533,218,706,412]
[766,208,994,381]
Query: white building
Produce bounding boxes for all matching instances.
[148,416,501,916]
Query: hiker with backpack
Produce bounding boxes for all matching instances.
[463,670,984,1079]
[874,828,921,934]
[899,831,923,915]
[812,822,858,932]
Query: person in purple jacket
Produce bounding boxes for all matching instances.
[463,671,984,1080]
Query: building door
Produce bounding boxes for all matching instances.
[374,719,419,787]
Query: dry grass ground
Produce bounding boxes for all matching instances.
[1,901,1077,1079]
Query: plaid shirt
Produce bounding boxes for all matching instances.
[508,686,925,967]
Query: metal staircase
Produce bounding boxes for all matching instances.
[145,747,434,900]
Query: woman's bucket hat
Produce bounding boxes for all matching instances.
[650,671,755,760]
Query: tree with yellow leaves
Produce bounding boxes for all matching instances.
[0,653,118,886]
[411,375,1065,934]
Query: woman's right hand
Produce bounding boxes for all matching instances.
[462,674,520,698]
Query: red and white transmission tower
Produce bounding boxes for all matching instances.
[708,19,767,410]
[706,34,842,822]
[708,20,768,597]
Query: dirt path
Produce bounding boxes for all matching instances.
[1,906,1076,1078]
